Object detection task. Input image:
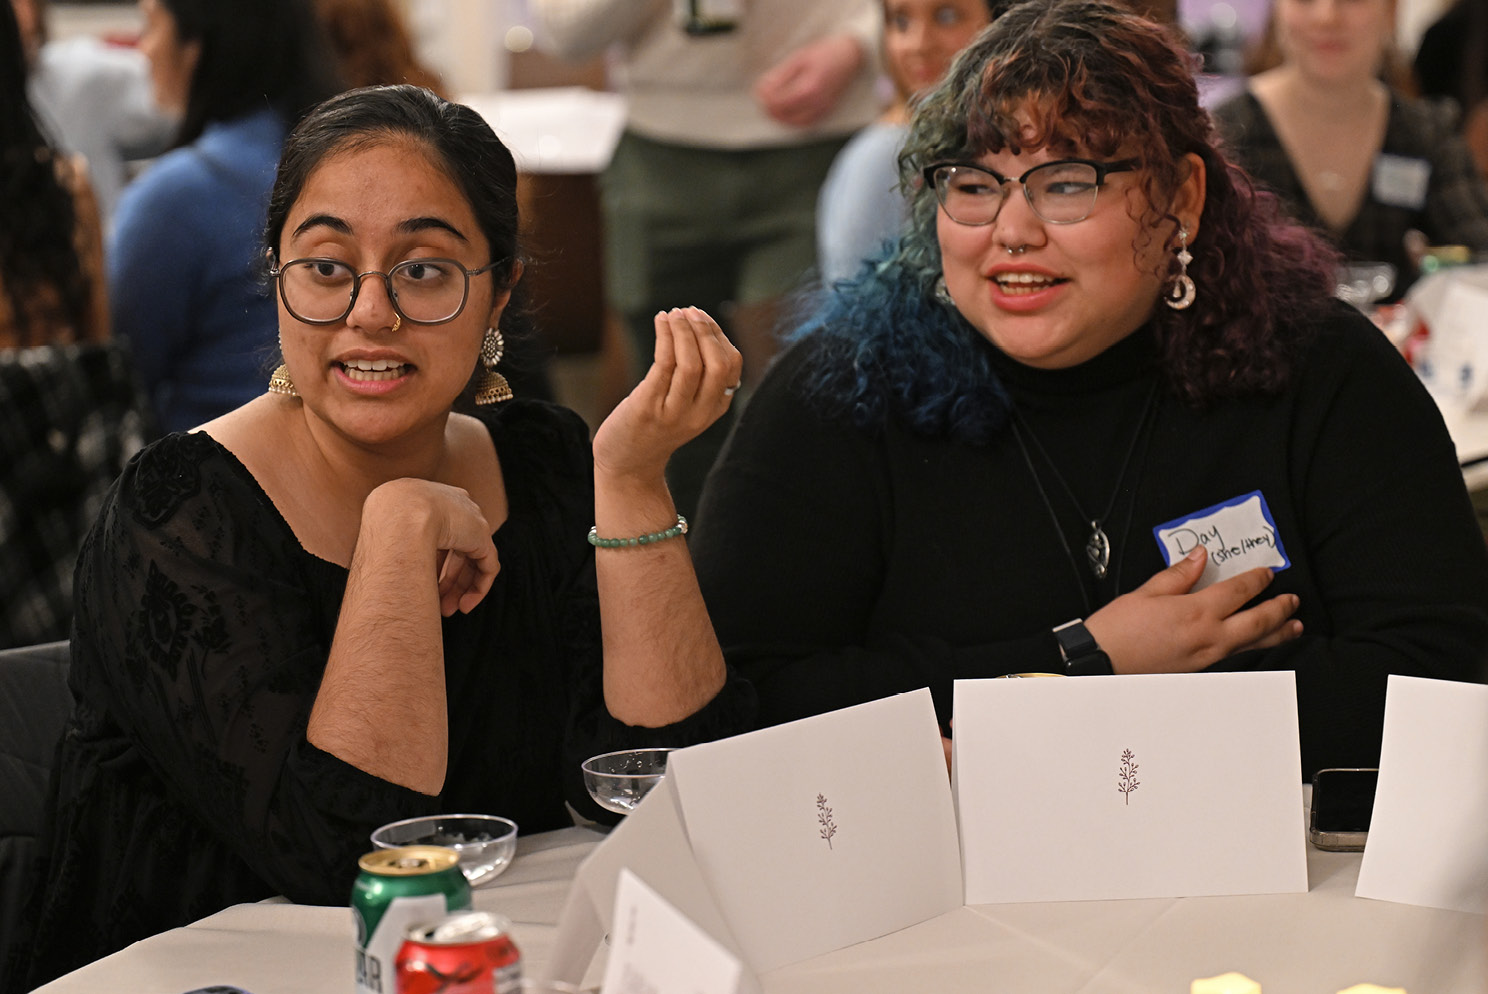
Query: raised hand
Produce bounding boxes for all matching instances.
[1085,545,1303,674]
[592,306,743,486]
[753,34,865,128]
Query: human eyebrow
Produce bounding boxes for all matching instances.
[292,213,352,238]
[398,217,469,242]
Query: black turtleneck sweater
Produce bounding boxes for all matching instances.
[692,306,1488,779]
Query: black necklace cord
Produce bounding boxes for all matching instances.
[1010,417,1093,614]
[1008,379,1162,607]
[1107,387,1162,597]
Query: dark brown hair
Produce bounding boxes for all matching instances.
[1,0,91,345]
[901,0,1340,404]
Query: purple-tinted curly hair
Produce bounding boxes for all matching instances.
[795,0,1341,441]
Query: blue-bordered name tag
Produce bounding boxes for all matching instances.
[1152,490,1290,591]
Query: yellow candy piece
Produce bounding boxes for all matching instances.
[1337,986,1407,994]
[1191,973,1262,994]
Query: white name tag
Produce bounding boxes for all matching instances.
[1372,154,1431,210]
[1152,490,1290,591]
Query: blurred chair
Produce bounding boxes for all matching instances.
[0,639,70,958]
[0,340,152,649]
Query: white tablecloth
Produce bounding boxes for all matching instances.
[32,826,606,994]
[34,815,1487,994]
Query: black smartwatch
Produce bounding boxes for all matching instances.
[1053,618,1113,676]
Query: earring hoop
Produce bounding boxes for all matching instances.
[1164,225,1196,311]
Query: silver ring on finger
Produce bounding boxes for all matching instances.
[723,381,742,397]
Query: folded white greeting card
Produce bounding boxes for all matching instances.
[667,688,963,972]
[1355,675,1488,914]
[545,774,759,992]
[954,671,1307,904]
[601,868,745,994]
[549,689,959,981]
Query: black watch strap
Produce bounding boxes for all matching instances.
[1053,618,1114,676]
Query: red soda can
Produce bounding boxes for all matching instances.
[396,910,523,994]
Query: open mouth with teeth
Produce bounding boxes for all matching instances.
[338,358,412,382]
[993,272,1067,294]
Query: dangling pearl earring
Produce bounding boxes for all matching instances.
[473,327,513,405]
[1165,225,1196,311]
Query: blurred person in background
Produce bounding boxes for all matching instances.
[1413,0,1488,180]
[313,0,448,96]
[2,0,106,350]
[817,0,997,286]
[529,0,881,521]
[2,0,152,650]
[1210,0,1488,300]
[13,0,172,228]
[109,0,340,435]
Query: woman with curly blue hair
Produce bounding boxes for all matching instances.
[691,0,1488,779]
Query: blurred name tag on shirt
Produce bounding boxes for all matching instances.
[1372,154,1430,210]
[1152,490,1290,591]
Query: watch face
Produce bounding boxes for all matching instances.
[1055,620,1097,657]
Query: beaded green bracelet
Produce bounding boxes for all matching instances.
[587,514,689,549]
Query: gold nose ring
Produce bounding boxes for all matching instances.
[391,313,402,333]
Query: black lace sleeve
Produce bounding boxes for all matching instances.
[70,433,436,904]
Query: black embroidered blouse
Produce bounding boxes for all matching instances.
[9,399,752,990]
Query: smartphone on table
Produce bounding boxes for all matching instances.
[1308,767,1379,852]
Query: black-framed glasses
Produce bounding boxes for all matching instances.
[269,256,502,325]
[921,158,1139,226]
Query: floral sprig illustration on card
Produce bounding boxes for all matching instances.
[1117,749,1140,805]
[816,793,838,849]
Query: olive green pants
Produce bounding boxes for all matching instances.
[600,129,847,519]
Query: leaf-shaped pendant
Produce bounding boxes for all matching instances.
[1086,523,1110,580]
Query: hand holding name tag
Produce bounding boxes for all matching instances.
[1083,544,1302,674]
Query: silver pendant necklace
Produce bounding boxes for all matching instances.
[1008,381,1160,583]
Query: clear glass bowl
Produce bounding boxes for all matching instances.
[1335,262,1397,311]
[370,813,517,887]
[581,747,672,815]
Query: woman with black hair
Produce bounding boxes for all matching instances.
[109,0,341,434]
[1,0,106,348]
[7,83,751,990]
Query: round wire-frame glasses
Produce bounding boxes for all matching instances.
[269,256,502,326]
[921,157,1139,226]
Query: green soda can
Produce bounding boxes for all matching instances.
[353,845,471,994]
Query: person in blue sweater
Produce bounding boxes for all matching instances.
[109,0,339,434]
